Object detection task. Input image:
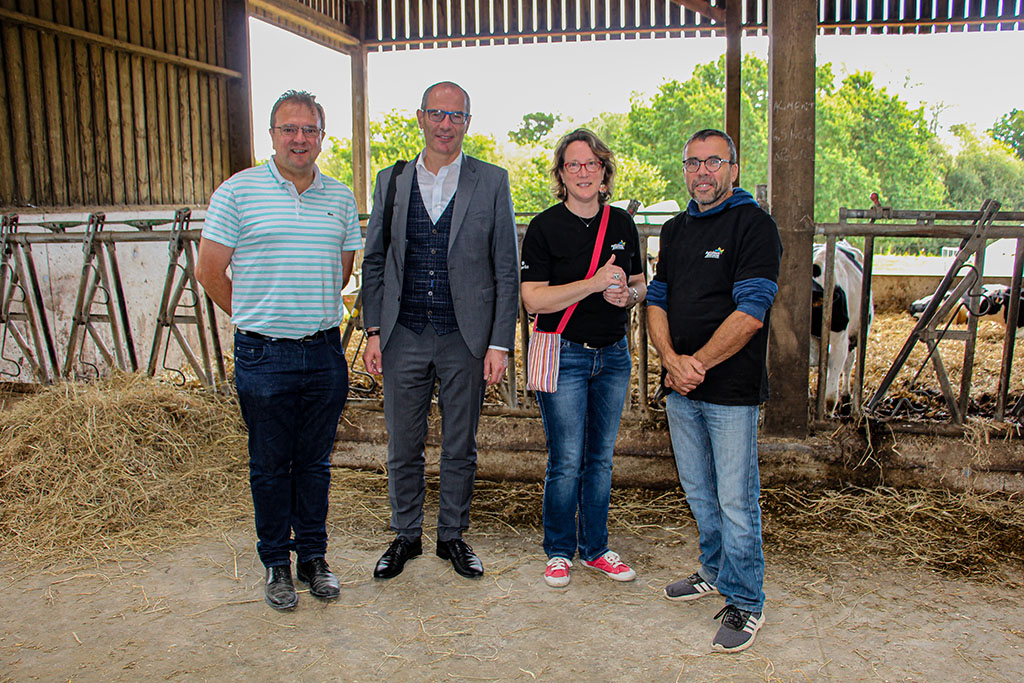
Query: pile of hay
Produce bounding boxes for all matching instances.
[465,482,1024,581]
[761,486,1024,579]
[0,374,249,568]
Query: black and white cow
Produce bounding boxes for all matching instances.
[810,240,873,412]
[909,284,1021,326]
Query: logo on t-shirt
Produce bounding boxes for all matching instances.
[610,240,626,251]
[705,247,724,259]
[521,260,529,270]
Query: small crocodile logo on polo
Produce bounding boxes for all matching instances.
[705,247,724,259]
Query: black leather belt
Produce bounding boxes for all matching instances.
[238,327,338,343]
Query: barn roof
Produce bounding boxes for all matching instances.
[249,0,1024,54]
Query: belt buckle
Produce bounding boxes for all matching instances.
[583,342,599,350]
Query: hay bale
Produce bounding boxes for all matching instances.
[0,374,249,568]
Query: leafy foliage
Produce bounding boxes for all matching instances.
[990,109,1024,161]
[315,56,1014,255]
[945,125,1024,211]
[318,110,500,187]
[509,112,561,145]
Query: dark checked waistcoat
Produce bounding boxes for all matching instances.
[397,171,458,336]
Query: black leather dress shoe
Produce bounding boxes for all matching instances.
[296,557,341,600]
[264,565,298,610]
[436,538,484,578]
[373,537,422,579]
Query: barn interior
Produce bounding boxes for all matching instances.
[2,1,1024,679]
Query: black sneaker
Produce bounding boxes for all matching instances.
[712,605,765,653]
[665,571,719,601]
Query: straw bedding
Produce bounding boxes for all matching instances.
[0,374,249,568]
[2,375,1022,581]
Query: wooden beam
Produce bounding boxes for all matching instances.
[223,0,254,174]
[668,0,725,24]
[350,45,372,214]
[0,6,243,79]
[725,0,741,184]
[764,0,816,438]
[248,0,360,49]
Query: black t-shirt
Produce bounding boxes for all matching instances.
[521,203,644,347]
[654,203,782,405]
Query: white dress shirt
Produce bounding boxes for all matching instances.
[415,152,463,222]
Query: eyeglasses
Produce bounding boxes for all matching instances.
[684,157,731,173]
[563,160,603,174]
[272,125,323,138]
[423,109,469,124]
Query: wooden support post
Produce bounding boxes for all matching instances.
[725,0,741,185]
[223,0,253,174]
[764,0,816,437]
[350,44,371,213]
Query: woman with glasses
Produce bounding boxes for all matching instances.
[520,129,647,588]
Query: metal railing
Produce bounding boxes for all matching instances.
[813,203,1024,425]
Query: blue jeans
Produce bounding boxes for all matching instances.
[234,328,349,568]
[536,336,631,561]
[665,393,765,612]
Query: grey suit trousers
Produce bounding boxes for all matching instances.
[382,322,486,542]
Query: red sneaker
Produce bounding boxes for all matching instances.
[581,551,636,582]
[544,557,572,587]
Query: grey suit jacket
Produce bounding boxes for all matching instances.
[361,155,520,358]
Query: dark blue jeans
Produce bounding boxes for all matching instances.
[536,336,631,561]
[234,328,349,568]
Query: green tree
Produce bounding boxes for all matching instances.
[509,112,561,145]
[507,152,553,215]
[946,124,1024,211]
[583,112,627,149]
[990,109,1024,161]
[317,135,353,187]
[612,157,668,207]
[825,72,946,211]
[317,111,500,187]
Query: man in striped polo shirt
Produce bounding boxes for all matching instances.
[196,90,362,611]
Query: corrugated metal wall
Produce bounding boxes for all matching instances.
[0,0,240,208]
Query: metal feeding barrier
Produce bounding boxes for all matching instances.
[0,210,225,390]
[815,199,1024,426]
[148,209,226,389]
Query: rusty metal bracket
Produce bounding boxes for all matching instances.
[63,212,139,379]
[864,199,1002,424]
[146,209,226,390]
[0,213,61,382]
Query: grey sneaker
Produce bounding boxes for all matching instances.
[664,572,719,601]
[712,605,765,653]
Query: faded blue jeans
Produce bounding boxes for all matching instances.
[234,328,349,568]
[665,392,765,613]
[536,337,631,562]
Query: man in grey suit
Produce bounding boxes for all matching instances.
[361,81,519,579]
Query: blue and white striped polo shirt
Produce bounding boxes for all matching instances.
[202,158,363,338]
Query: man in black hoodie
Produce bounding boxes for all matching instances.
[647,129,782,653]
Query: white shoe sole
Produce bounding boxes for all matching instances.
[664,586,719,601]
[582,563,636,582]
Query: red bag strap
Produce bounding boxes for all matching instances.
[543,204,611,334]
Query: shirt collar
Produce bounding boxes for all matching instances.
[267,156,323,192]
[415,151,464,178]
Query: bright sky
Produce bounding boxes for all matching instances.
[248,17,1023,161]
